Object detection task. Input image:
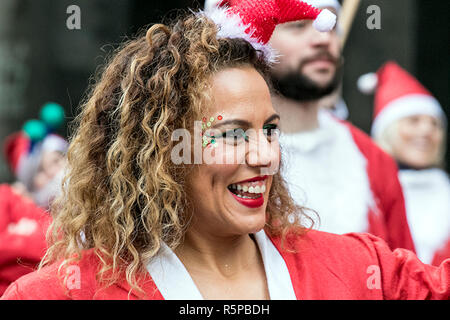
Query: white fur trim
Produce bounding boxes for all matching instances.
[280,111,374,235]
[399,169,450,264]
[313,9,337,32]
[357,73,378,94]
[199,7,279,64]
[304,0,341,12]
[372,94,446,138]
[204,0,223,12]
[42,134,68,153]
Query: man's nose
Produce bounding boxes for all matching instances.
[310,29,333,47]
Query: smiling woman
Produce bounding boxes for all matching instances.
[1,7,310,300]
[1,1,450,301]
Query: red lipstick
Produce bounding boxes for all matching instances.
[235,175,268,184]
[229,191,264,209]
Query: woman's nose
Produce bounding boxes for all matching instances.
[245,131,279,170]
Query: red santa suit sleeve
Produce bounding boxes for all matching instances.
[273,230,448,300]
[0,184,51,296]
[344,123,416,253]
[433,240,450,267]
[356,233,449,300]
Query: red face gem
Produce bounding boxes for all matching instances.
[202,117,207,122]
[218,115,223,120]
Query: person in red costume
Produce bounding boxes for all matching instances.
[0,185,52,296]
[2,1,448,300]
[0,104,68,296]
[360,61,450,266]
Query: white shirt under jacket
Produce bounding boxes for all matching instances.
[399,168,450,264]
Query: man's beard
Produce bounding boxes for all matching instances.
[271,57,343,103]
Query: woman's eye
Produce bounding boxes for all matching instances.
[288,22,307,30]
[263,124,280,139]
[222,129,247,142]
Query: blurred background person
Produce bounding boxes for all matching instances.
[360,61,450,266]
[3,103,67,209]
[0,102,67,295]
[243,0,415,251]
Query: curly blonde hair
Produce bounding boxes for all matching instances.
[41,12,313,296]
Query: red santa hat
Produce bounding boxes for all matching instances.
[203,0,337,63]
[357,61,447,138]
[3,132,31,176]
[205,0,341,14]
[303,0,341,13]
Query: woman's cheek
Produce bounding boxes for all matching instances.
[203,142,247,166]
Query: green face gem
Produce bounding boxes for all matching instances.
[210,117,215,122]
[211,139,216,144]
[207,122,211,127]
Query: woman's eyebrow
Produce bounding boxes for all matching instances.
[210,114,280,129]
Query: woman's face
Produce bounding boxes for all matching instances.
[186,66,281,237]
[391,114,444,169]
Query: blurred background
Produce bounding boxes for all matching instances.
[0,0,449,182]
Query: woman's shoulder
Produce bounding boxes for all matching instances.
[269,228,400,267]
[1,249,101,300]
[272,228,386,252]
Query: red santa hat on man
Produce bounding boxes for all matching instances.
[302,0,341,12]
[358,61,447,139]
[203,0,337,63]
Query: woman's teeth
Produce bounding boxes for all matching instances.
[229,183,266,194]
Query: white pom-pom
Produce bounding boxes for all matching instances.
[204,0,223,12]
[312,9,337,32]
[357,73,378,94]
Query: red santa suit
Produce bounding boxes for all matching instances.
[362,61,450,266]
[1,229,448,300]
[0,184,51,296]
[1,118,66,296]
[280,110,415,252]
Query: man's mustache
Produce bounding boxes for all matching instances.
[299,51,340,69]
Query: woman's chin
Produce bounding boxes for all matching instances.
[229,212,267,236]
